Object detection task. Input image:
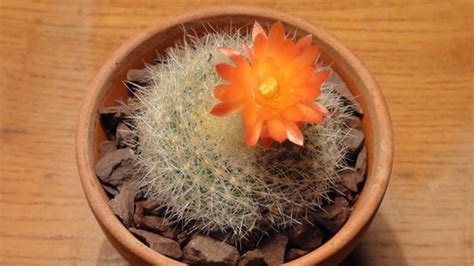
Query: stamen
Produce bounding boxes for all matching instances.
[258,76,279,98]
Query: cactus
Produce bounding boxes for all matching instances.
[127,29,355,241]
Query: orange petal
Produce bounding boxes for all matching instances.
[243,103,257,125]
[229,54,248,66]
[295,34,312,56]
[250,58,261,79]
[268,22,286,56]
[261,137,273,149]
[261,57,279,76]
[274,39,295,64]
[261,125,270,138]
[253,33,268,60]
[315,102,330,116]
[292,85,321,100]
[216,63,235,81]
[292,70,329,100]
[252,21,266,41]
[260,126,273,148]
[213,85,243,101]
[308,70,330,86]
[285,121,304,146]
[302,100,330,116]
[218,47,240,57]
[256,106,273,121]
[297,103,324,123]
[210,101,244,116]
[267,117,287,142]
[300,45,320,66]
[293,46,320,69]
[232,56,251,78]
[245,120,263,147]
[292,67,314,85]
[268,22,285,43]
[281,104,304,122]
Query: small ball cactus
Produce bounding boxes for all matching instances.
[128,27,355,241]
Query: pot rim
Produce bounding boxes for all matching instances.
[76,4,393,265]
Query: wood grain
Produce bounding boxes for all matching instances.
[0,0,472,265]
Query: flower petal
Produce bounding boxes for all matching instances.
[284,46,320,79]
[285,121,304,146]
[315,102,330,116]
[267,116,287,142]
[216,63,235,81]
[253,33,268,60]
[261,125,270,138]
[274,39,295,64]
[295,34,312,56]
[297,103,324,123]
[292,46,320,70]
[218,47,241,57]
[292,67,314,84]
[210,101,244,116]
[245,119,263,147]
[268,21,285,43]
[281,104,305,122]
[252,21,266,41]
[230,54,248,66]
[292,85,321,100]
[213,85,244,102]
[302,100,330,116]
[243,103,257,125]
[261,137,273,149]
[299,45,320,66]
[308,70,330,87]
[268,22,286,56]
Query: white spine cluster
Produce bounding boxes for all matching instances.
[128,30,354,240]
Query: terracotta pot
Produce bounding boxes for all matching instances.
[76,5,393,266]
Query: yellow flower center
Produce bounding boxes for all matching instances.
[258,76,279,99]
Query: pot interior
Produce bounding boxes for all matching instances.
[87,11,389,265]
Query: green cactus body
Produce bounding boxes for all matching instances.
[129,30,354,241]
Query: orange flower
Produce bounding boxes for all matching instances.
[210,21,330,148]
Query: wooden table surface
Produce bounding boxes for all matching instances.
[1,0,472,265]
